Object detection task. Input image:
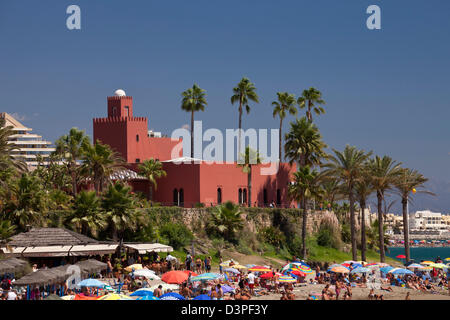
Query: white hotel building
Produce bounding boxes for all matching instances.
[1,112,55,167]
[409,210,448,232]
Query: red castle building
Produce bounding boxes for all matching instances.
[93,89,297,208]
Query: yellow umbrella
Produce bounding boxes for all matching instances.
[444,258,450,261]
[421,261,434,265]
[429,263,447,269]
[97,293,133,300]
[330,266,350,273]
[232,264,248,269]
[124,264,143,272]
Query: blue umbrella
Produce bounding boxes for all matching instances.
[130,289,154,297]
[77,278,105,288]
[351,263,363,269]
[193,294,211,300]
[160,292,185,300]
[191,273,222,282]
[389,268,414,275]
[137,295,160,300]
[380,266,394,273]
[223,268,240,274]
[350,267,370,274]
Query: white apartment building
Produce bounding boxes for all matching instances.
[1,112,55,167]
[409,210,447,231]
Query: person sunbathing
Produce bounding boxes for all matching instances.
[280,291,288,300]
[380,285,393,292]
[240,289,251,300]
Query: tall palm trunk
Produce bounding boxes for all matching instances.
[238,103,242,154]
[349,189,357,261]
[278,117,283,162]
[301,196,307,259]
[307,100,312,122]
[191,110,194,158]
[149,185,153,201]
[360,199,367,261]
[377,191,385,262]
[402,196,410,263]
[247,166,252,207]
[70,162,77,196]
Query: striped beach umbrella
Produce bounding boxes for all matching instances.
[388,268,414,275]
[97,293,133,300]
[191,273,222,282]
[297,265,313,274]
[249,266,272,272]
[350,267,370,274]
[278,275,297,283]
[330,266,350,274]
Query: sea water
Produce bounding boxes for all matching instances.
[387,247,450,262]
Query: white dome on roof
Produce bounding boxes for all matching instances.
[114,89,126,97]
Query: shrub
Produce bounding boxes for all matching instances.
[159,223,193,250]
[258,226,286,248]
[317,228,333,247]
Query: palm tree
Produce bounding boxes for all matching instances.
[297,87,325,122]
[0,219,16,241]
[138,159,167,201]
[284,117,327,168]
[0,117,26,174]
[69,190,106,237]
[55,128,90,196]
[288,166,323,258]
[210,201,243,242]
[237,147,262,207]
[102,182,145,241]
[322,146,372,261]
[394,168,434,262]
[231,78,259,153]
[367,155,402,262]
[80,140,125,194]
[181,84,207,158]
[354,165,374,261]
[272,92,297,161]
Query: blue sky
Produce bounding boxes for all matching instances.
[1,1,450,212]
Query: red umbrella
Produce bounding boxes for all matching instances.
[259,272,274,279]
[161,271,189,284]
[289,270,306,277]
[183,270,198,277]
[396,255,406,259]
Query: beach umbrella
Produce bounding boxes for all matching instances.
[444,258,450,261]
[77,278,106,288]
[406,264,423,269]
[421,261,434,265]
[61,295,75,300]
[232,264,248,270]
[149,283,179,291]
[365,263,378,267]
[137,295,160,300]
[248,266,271,272]
[74,294,99,300]
[97,293,133,300]
[161,271,189,284]
[380,266,394,273]
[289,270,306,277]
[219,284,235,294]
[377,263,390,268]
[44,294,63,300]
[160,292,185,300]
[259,272,275,279]
[130,289,154,297]
[396,255,406,259]
[124,264,143,272]
[183,270,198,277]
[223,268,240,274]
[330,266,350,274]
[296,265,313,274]
[220,259,239,267]
[388,268,414,275]
[193,294,211,300]
[350,267,370,274]
[245,264,256,268]
[133,269,160,280]
[429,263,448,269]
[278,275,297,283]
[328,264,343,269]
[191,273,221,282]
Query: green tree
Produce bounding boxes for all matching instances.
[54,128,90,196]
[102,182,145,241]
[237,147,262,207]
[0,220,16,241]
[272,92,297,161]
[297,87,325,122]
[138,158,167,201]
[367,155,402,262]
[81,140,125,194]
[210,201,243,242]
[69,190,106,237]
[160,223,193,250]
[181,84,207,158]
[322,146,372,261]
[288,165,323,258]
[231,78,259,152]
[394,168,434,262]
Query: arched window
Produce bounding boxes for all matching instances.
[243,188,247,205]
[173,189,178,206]
[124,106,130,117]
[217,188,222,204]
[276,189,281,207]
[263,189,268,206]
[179,188,184,207]
[238,188,243,204]
[136,134,139,142]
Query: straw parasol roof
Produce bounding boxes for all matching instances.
[0,258,28,274]
[6,228,100,247]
